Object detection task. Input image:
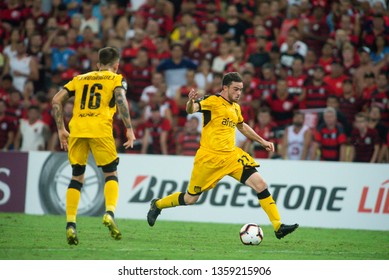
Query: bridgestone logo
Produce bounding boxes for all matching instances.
[129,176,347,210]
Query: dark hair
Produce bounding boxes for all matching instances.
[377,70,388,79]
[170,43,184,51]
[98,47,120,66]
[222,72,242,87]
[36,92,48,103]
[258,106,271,114]
[28,105,40,111]
[2,74,13,81]
[213,72,224,79]
[355,112,368,121]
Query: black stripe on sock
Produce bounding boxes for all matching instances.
[257,189,271,199]
[105,175,118,182]
[178,192,186,205]
[69,179,83,191]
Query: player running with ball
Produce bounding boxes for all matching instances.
[147,72,298,239]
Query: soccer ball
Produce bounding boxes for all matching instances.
[239,223,264,245]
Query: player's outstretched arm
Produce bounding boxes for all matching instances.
[114,87,136,149]
[186,88,200,114]
[237,122,275,152]
[52,88,70,151]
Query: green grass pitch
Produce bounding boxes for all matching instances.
[0,213,388,260]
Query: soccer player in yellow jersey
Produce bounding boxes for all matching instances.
[147,72,298,239]
[52,47,136,245]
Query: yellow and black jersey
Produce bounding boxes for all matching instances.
[64,70,126,138]
[196,94,244,152]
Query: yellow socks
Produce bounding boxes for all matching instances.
[258,190,282,231]
[156,192,184,209]
[104,179,119,213]
[66,187,81,223]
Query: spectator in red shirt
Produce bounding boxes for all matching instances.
[287,56,307,101]
[240,70,258,127]
[121,29,154,64]
[141,105,175,155]
[224,45,247,74]
[256,1,281,42]
[361,72,377,102]
[362,13,389,50]
[312,107,347,161]
[368,105,388,147]
[264,79,299,130]
[151,1,174,37]
[188,33,218,66]
[1,0,25,29]
[25,0,49,31]
[204,21,223,51]
[317,95,350,136]
[329,14,360,48]
[301,4,330,57]
[257,63,277,101]
[0,99,16,151]
[341,42,360,77]
[323,60,350,97]
[55,3,72,30]
[301,65,331,109]
[150,36,171,69]
[350,112,380,162]
[6,88,26,122]
[175,69,198,128]
[122,47,153,103]
[176,116,201,156]
[180,0,222,31]
[278,4,303,46]
[250,106,278,159]
[0,75,13,104]
[339,79,364,134]
[368,71,389,127]
[303,49,318,77]
[60,54,81,84]
[317,42,335,75]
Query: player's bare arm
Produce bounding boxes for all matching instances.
[114,87,136,149]
[52,89,70,151]
[186,88,200,114]
[237,122,275,152]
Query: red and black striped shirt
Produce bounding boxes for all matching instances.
[145,117,175,155]
[122,64,152,102]
[265,93,299,128]
[338,95,363,129]
[302,79,331,109]
[177,131,201,156]
[314,124,347,161]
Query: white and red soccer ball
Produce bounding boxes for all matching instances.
[239,223,264,245]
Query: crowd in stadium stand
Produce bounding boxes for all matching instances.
[0,0,388,163]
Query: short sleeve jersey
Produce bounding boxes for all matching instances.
[64,70,126,138]
[197,94,244,152]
